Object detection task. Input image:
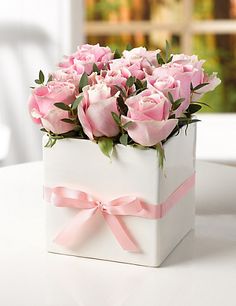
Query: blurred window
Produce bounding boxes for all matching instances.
[85,0,236,112]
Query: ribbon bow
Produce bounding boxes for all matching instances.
[44,173,195,252]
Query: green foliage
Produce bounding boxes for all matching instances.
[44,134,64,148]
[156,53,165,65]
[126,43,132,51]
[114,49,122,59]
[71,96,83,111]
[61,118,76,124]
[111,112,121,126]
[168,92,185,112]
[92,63,100,74]
[98,137,113,158]
[126,76,135,87]
[187,104,202,114]
[47,74,53,83]
[119,134,128,146]
[117,96,128,116]
[156,143,165,169]
[54,102,71,111]
[35,70,45,85]
[79,73,88,93]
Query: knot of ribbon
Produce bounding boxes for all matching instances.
[44,173,195,252]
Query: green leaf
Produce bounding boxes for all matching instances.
[156,53,165,65]
[40,128,47,132]
[192,101,212,109]
[167,55,173,63]
[142,80,147,89]
[61,118,76,124]
[165,40,171,63]
[119,134,128,146]
[54,102,71,111]
[168,92,175,104]
[122,121,133,129]
[126,76,136,87]
[114,85,126,98]
[47,74,53,83]
[73,125,82,132]
[190,82,194,91]
[114,49,121,59]
[172,98,185,110]
[98,138,113,158]
[79,72,88,93]
[34,79,41,84]
[126,43,132,51]
[117,96,128,116]
[134,79,143,90]
[156,143,165,169]
[111,112,121,126]
[192,82,209,91]
[30,86,35,89]
[71,95,83,110]
[188,104,202,114]
[44,137,57,148]
[39,70,45,84]
[92,63,100,74]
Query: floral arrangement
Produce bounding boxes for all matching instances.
[28,43,220,163]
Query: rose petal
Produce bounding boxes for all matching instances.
[121,116,178,146]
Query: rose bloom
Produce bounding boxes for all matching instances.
[123,47,160,70]
[96,67,136,95]
[28,81,76,134]
[101,68,129,86]
[109,58,145,80]
[192,72,221,101]
[78,83,120,139]
[147,74,181,101]
[52,68,82,87]
[151,56,204,116]
[59,44,113,75]
[121,89,177,146]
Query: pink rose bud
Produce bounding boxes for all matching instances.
[121,89,177,146]
[28,81,76,134]
[59,44,113,75]
[78,83,120,139]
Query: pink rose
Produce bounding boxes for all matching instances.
[98,67,136,95]
[78,83,120,139]
[121,89,177,146]
[109,58,145,80]
[147,74,181,101]
[171,54,205,88]
[52,68,82,87]
[59,44,113,75]
[123,47,160,69]
[192,72,221,101]
[28,81,76,134]
[151,57,204,117]
[102,69,128,87]
[41,108,73,135]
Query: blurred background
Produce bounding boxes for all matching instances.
[0,0,236,167]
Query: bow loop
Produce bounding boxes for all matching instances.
[44,173,195,253]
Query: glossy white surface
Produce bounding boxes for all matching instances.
[0,161,236,306]
[44,125,196,266]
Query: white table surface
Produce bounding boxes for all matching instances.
[0,161,235,306]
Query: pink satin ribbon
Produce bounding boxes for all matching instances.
[44,173,195,252]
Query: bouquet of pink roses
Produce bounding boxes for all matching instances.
[28,43,220,159]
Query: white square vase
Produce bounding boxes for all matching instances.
[43,123,196,267]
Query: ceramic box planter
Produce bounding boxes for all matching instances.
[43,123,196,267]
